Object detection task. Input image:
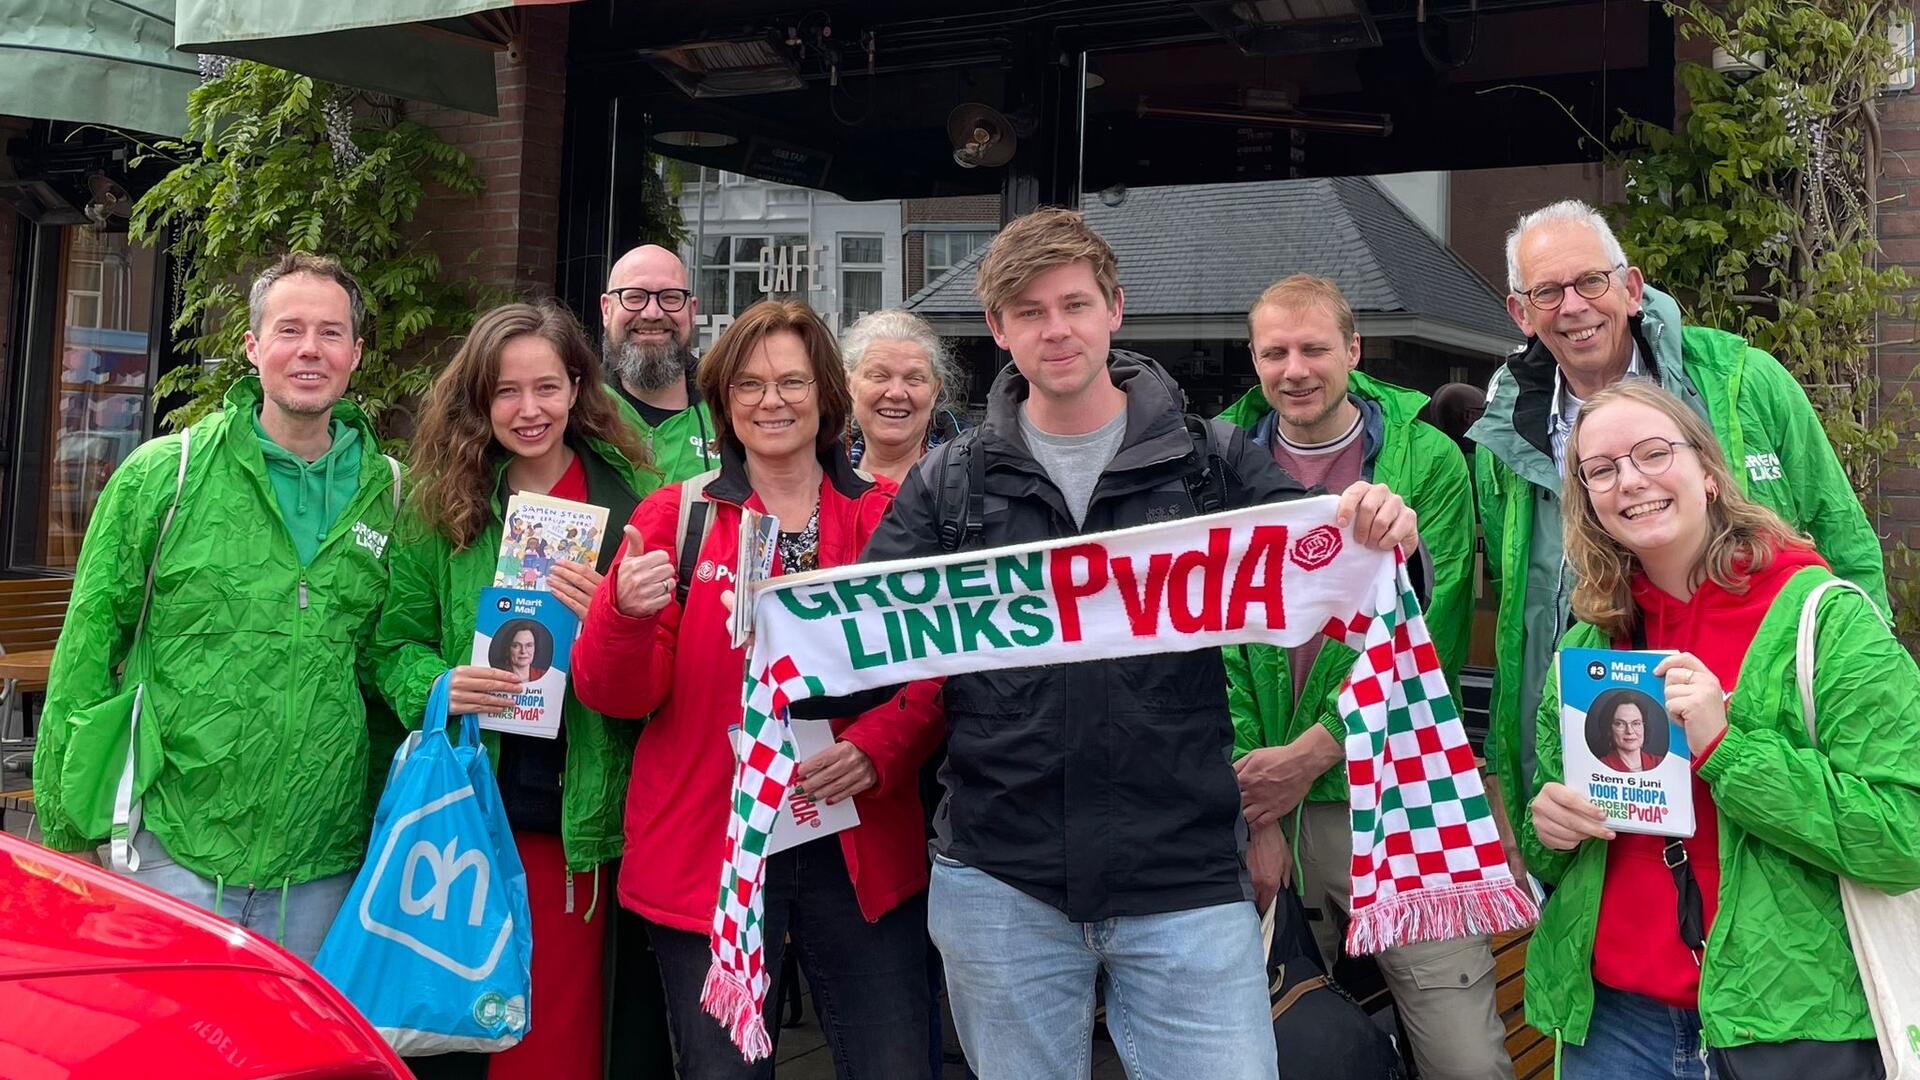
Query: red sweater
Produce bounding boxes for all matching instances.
[1590,542,1826,1007]
[570,453,944,931]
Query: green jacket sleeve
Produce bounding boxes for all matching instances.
[1414,426,1475,692]
[1518,660,1585,886]
[1753,350,1889,612]
[368,518,455,731]
[1225,644,1262,761]
[1696,588,1920,893]
[1471,446,1505,603]
[31,439,175,851]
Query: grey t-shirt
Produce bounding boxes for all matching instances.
[1019,404,1128,527]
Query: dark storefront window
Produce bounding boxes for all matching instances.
[8,227,160,572]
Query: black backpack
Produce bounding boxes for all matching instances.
[1266,885,1407,1079]
[933,414,1230,552]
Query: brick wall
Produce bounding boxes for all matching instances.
[1449,163,1623,294]
[1877,70,1920,555]
[902,194,1000,298]
[408,7,570,302]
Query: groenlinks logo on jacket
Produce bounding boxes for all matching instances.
[358,784,516,983]
[353,521,391,558]
[1745,452,1784,484]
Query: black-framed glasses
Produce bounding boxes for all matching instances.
[1576,437,1695,492]
[1518,266,1623,311]
[730,376,815,405]
[607,287,692,313]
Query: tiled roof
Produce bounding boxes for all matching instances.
[904,176,1515,347]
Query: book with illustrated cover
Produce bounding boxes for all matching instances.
[763,717,861,855]
[496,492,610,591]
[470,587,577,739]
[1558,646,1695,838]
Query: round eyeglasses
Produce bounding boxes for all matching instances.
[1576,436,1695,493]
[607,287,691,313]
[730,377,815,406]
[1517,266,1623,311]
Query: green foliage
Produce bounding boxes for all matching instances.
[643,155,693,252]
[1608,0,1920,638]
[130,62,494,436]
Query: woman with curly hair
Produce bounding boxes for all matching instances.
[370,299,657,1080]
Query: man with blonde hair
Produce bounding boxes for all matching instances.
[1219,275,1506,1080]
[863,210,1421,1079]
[1473,198,1885,863]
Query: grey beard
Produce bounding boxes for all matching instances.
[605,337,694,394]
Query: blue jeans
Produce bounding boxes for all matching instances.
[645,839,932,1080]
[1561,984,1711,1080]
[113,833,354,964]
[928,858,1277,1080]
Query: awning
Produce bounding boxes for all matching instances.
[0,0,200,136]
[172,0,578,115]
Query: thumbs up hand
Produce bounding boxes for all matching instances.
[613,523,677,619]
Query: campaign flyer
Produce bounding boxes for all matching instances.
[1557,646,1695,838]
[763,717,860,856]
[496,492,610,591]
[729,508,779,649]
[470,587,576,739]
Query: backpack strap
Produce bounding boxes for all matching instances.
[1182,414,1229,516]
[935,433,986,553]
[673,469,721,606]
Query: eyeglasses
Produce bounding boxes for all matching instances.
[1576,436,1695,492]
[1610,718,1645,730]
[731,377,815,405]
[1517,266,1623,311]
[607,287,692,313]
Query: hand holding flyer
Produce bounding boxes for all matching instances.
[1557,647,1696,838]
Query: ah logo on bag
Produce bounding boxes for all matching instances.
[358,784,515,981]
[400,838,491,925]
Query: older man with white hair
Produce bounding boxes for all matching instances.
[1469,198,1886,848]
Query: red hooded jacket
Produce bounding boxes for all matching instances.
[1590,541,1827,1007]
[571,446,944,931]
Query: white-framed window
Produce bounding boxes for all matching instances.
[923,230,993,279]
[696,233,808,317]
[839,234,884,326]
[66,258,104,329]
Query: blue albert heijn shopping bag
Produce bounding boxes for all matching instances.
[313,672,532,1055]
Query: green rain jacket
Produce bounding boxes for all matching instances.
[618,386,717,485]
[368,438,658,872]
[1218,371,1475,800]
[1469,286,1888,822]
[1521,566,1920,1049]
[33,378,403,885]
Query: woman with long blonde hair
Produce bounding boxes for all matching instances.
[1520,380,1920,1079]
[369,300,656,1080]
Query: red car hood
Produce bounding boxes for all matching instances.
[0,833,409,1079]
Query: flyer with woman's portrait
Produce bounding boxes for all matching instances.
[470,587,575,739]
[1557,646,1695,838]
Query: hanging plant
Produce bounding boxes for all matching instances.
[131,61,496,437]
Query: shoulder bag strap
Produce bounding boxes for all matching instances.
[1796,577,1889,745]
[116,429,191,678]
[673,469,721,606]
[385,454,402,514]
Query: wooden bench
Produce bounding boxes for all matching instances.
[0,576,72,665]
[0,577,71,746]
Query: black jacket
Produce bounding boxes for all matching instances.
[861,350,1309,920]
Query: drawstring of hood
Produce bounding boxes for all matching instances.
[213,874,225,915]
[560,865,604,921]
[277,879,290,945]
